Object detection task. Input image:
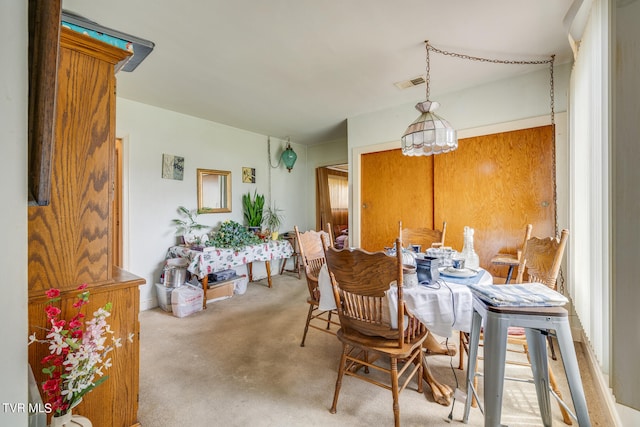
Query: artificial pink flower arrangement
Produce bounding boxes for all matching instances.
[28,284,131,416]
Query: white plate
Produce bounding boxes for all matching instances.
[439,267,478,278]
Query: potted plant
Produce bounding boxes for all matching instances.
[171,206,209,246]
[263,203,285,240]
[242,190,265,232]
[207,220,261,250]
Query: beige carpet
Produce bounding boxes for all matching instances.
[138,272,603,426]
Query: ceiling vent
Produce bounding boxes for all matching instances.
[394,75,426,89]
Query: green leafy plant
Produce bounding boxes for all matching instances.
[242,191,265,228]
[207,220,261,250]
[171,206,209,243]
[263,203,284,234]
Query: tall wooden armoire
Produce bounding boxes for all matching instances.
[28,27,145,427]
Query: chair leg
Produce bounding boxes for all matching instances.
[548,334,558,360]
[390,357,400,427]
[459,332,467,369]
[330,345,349,415]
[327,310,332,330]
[416,350,424,394]
[300,304,314,347]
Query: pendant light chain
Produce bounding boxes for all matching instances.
[425,41,431,100]
[427,43,554,67]
[426,43,561,291]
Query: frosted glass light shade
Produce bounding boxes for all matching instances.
[401,101,457,156]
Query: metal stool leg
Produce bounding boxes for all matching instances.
[463,310,483,423]
[526,328,553,427]
[555,320,591,426]
[483,311,510,427]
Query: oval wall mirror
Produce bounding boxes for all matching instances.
[197,168,231,213]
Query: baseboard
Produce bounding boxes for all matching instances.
[579,330,624,426]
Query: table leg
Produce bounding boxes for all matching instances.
[248,262,253,282]
[266,261,272,288]
[504,265,515,284]
[424,333,457,356]
[201,275,208,310]
[420,332,458,405]
[422,357,454,406]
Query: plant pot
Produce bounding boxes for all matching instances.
[271,231,279,240]
[248,226,261,234]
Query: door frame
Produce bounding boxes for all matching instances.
[113,134,131,270]
[350,113,568,248]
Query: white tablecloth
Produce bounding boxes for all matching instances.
[318,264,492,338]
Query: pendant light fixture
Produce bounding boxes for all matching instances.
[268,137,297,173]
[280,140,297,172]
[401,41,458,156]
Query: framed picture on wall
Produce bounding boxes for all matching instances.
[162,154,185,180]
[242,167,256,183]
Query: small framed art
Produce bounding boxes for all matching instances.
[162,154,185,180]
[242,167,256,183]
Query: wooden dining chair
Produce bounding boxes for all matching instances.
[294,226,339,347]
[399,220,447,250]
[323,238,429,427]
[464,229,573,424]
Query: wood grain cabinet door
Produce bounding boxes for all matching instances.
[434,126,555,278]
[361,149,435,251]
[360,125,555,280]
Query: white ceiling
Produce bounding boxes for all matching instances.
[61,0,574,145]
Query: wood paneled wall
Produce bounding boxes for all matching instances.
[361,126,555,279]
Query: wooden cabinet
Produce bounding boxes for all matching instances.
[360,126,556,280]
[28,27,144,427]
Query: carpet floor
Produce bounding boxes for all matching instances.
[138,272,604,426]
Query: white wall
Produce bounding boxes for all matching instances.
[613,0,640,421]
[115,99,309,310]
[347,63,571,245]
[0,1,29,426]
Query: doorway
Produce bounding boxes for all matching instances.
[316,164,349,246]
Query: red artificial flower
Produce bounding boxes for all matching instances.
[45,288,60,299]
[42,378,60,393]
[53,319,66,328]
[45,305,61,319]
[41,354,64,366]
[77,283,88,290]
[68,319,82,329]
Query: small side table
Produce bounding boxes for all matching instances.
[279,232,301,279]
[490,253,520,284]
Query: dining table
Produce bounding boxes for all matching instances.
[318,262,493,406]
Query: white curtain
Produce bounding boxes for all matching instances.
[568,0,610,371]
